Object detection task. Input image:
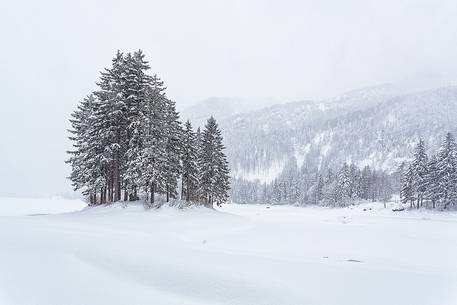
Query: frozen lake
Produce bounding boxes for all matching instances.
[0,198,456,305]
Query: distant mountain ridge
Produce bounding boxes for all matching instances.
[180,97,280,128]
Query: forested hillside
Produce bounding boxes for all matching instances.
[219,86,457,182]
[187,86,457,206]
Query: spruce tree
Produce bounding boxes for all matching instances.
[198,117,230,207]
[334,163,351,206]
[181,121,199,201]
[436,132,457,209]
[425,155,440,209]
[400,164,415,208]
[139,77,168,205]
[348,163,360,199]
[93,51,128,202]
[313,174,324,205]
[67,95,101,204]
[271,179,281,204]
[162,99,183,202]
[360,165,372,200]
[123,50,154,200]
[411,138,428,208]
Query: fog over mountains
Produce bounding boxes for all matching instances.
[182,85,457,184]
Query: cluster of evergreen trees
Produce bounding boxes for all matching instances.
[401,133,457,209]
[232,132,457,211]
[67,50,230,207]
[231,161,394,206]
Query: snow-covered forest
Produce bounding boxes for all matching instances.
[67,51,230,207]
[231,133,457,210]
[400,133,457,209]
[230,162,395,206]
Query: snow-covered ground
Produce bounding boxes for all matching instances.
[0,199,456,305]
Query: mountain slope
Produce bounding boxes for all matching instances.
[180,97,279,128]
[220,86,457,183]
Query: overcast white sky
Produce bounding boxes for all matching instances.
[1,0,457,197]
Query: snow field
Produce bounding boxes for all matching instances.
[0,199,456,305]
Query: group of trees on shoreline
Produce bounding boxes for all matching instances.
[401,133,457,210]
[67,50,230,207]
[231,161,394,206]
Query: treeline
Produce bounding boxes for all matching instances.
[67,50,230,207]
[400,133,457,209]
[231,161,395,206]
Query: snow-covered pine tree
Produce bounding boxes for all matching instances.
[123,50,154,201]
[436,132,457,209]
[271,179,281,204]
[334,163,351,206]
[425,155,440,209]
[93,51,128,202]
[312,174,324,205]
[67,94,100,204]
[198,117,230,207]
[181,120,199,202]
[360,165,372,200]
[348,163,360,199]
[213,128,230,205]
[194,127,202,201]
[400,164,415,208]
[162,99,183,202]
[325,168,334,184]
[411,138,428,209]
[139,76,168,205]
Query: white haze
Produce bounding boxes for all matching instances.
[1,0,457,197]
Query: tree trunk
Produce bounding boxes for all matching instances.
[108,174,113,203]
[166,184,169,202]
[186,177,190,201]
[123,189,128,201]
[113,134,121,202]
[150,182,155,204]
[114,176,121,202]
